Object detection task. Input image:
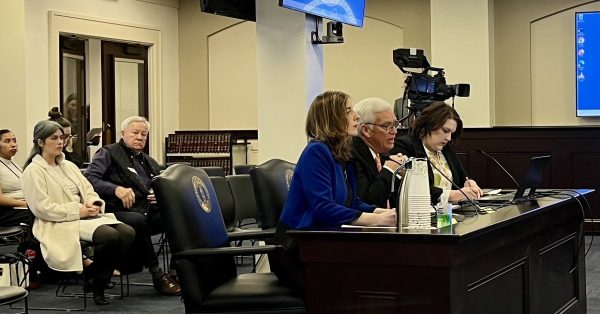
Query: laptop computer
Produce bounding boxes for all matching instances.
[477,155,551,203]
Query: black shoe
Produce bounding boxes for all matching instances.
[93,294,109,305]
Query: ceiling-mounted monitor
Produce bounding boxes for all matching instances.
[279,0,366,28]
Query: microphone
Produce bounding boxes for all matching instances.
[476,149,519,188]
[380,153,402,166]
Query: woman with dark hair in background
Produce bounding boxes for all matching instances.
[0,129,32,227]
[63,94,83,161]
[391,101,483,204]
[22,120,135,305]
[48,107,84,168]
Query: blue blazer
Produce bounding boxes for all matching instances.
[280,141,375,229]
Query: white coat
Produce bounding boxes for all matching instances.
[21,154,119,271]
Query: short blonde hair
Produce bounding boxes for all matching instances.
[121,116,150,132]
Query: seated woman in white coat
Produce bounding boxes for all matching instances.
[21,120,135,306]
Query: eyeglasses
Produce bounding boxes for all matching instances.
[364,120,400,133]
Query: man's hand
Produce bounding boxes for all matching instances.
[384,153,408,176]
[115,186,135,209]
[147,193,157,204]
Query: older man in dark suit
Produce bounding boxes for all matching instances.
[85,116,180,296]
[351,98,406,208]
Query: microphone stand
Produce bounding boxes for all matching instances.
[426,158,485,215]
[477,149,519,188]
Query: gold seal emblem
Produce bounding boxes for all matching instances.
[192,176,211,213]
[284,169,294,190]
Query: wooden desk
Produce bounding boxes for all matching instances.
[289,190,590,314]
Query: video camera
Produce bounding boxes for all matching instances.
[393,48,470,117]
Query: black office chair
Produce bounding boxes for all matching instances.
[0,227,30,313]
[233,164,256,175]
[209,176,237,233]
[0,226,25,247]
[152,165,305,313]
[209,176,267,239]
[227,174,262,229]
[200,166,226,177]
[249,159,296,230]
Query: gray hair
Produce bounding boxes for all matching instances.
[24,120,64,168]
[120,116,150,132]
[353,98,394,126]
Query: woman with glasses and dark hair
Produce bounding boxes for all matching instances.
[351,97,408,208]
[272,91,396,291]
[391,101,482,204]
[48,107,84,168]
[22,120,135,305]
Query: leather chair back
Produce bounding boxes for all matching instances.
[200,166,226,177]
[209,176,237,232]
[249,159,296,229]
[152,165,235,309]
[153,165,228,252]
[226,174,260,227]
[233,164,256,175]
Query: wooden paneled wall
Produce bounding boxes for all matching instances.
[453,127,600,233]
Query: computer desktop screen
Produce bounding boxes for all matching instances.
[279,0,366,27]
[575,11,600,116]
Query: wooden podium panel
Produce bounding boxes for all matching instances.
[289,190,590,314]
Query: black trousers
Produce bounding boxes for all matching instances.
[0,207,33,228]
[112,210,164,273]
[89,224,135,291]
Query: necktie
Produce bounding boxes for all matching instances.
[374,154,390,208]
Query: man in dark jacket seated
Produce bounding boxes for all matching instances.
[351,98,407,209]
[85,116,180,295]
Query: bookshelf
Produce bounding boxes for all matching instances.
[164,130,258,175]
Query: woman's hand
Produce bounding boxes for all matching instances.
[352,209,396,227]
[79,204,98,218]
[464,178,483,197]
[449,187,481,202]
[373,207,389,214]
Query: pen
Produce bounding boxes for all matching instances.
[466,177,482,197]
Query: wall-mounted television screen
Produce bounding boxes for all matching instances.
[576,11,600,116]
[279,0,366,28]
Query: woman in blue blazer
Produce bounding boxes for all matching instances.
[273,91,396,291]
